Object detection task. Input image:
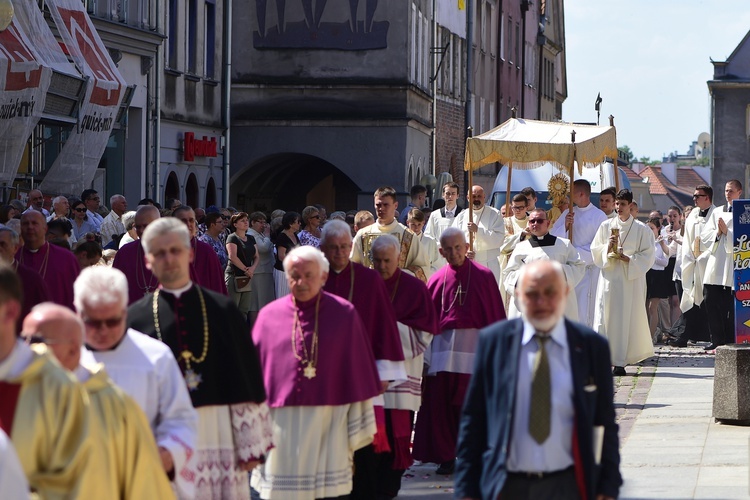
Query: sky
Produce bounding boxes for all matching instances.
[563,0,750,162]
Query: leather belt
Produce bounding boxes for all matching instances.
[507,465,574,480]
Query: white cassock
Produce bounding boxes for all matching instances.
[591,216,656,367]
[502,233,586,321]
[680,206,717,312]
[550,203,608,328]
[85,329,198,499]
[452,205,505,282]
[425,208,460,269]
[384,321,432,412]
[498,215,529,304]
[0,429,29,500]
[700,205,734,288]
[419,232,442,276]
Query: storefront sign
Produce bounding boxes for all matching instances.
[40,0,126,195]
[733,199,750,343]
[0,14,52,184]
[183,132,218,161]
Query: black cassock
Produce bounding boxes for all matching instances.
[127,284,266,407]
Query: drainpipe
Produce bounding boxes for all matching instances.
[221,0,232,207]
[431,0,437,178]
[520,0,528,117]
[463,0,473,193]
[153,0,162,203]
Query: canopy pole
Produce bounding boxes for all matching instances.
[610,115,620,192]
[505,162,513,218]
[467,126,474,252]
[568,130,576,244]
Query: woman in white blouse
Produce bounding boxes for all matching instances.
[646,217,671,343]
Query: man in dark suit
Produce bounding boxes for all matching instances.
[455,260,621,500]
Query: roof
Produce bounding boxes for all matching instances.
[620,165,642,182]
[639,166,695,209]
[676,168,708,191]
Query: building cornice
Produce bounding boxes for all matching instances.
[90,18,166,57]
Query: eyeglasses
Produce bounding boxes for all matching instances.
[511,205,526,211]
[23,334,70,345]
[528,218,547,224]
[82,316,124,329]
[73,208,86,212]
[692,194,707,199]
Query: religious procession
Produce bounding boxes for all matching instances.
[1,160,737,500]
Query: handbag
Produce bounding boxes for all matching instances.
[234,275,252,292]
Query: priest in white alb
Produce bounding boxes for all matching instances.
[551,179,608,327]
[503,208,585,320]
[591,189,655,376]
[451,185,505,283]
[74,266,198,498]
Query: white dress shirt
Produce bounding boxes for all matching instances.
[508,318,575,473]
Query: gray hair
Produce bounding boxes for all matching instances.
[121,211,137,230]
[283,245,329,277]
[329,211,346,221]
[52,195,68,206]
[141,217,190,255]
[5,219,20,236]
[370,234,400,257]
[320,219,352,246]
[73,266,128,312]
[110,194,126,207]
[439,226,466,247]
[0,227,19,245]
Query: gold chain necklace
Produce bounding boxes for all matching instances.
[291,293,321,379]
[153,287,209,391]
[19,242,50,279]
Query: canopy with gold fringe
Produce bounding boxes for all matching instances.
[462,117,619,247]
[464,117,618,173]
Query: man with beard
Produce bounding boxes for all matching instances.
[455,260,621,500]
[451,185,505,284]
[412,227,504,475]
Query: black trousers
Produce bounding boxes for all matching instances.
[352,444,377,500]
[704,284,735,346]
[502,467,581,500]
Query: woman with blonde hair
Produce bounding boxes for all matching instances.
[298,205,322,248]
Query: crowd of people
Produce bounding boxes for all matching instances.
[0,177,738,499]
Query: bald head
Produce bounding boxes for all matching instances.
[23,303,84,371]
[20,210,47,249]
[516,260,569,333]
[28,189,44,211]
[134,205,160,238]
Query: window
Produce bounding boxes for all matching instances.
[514,22,520,67]
[187,0,198,74]
[411,4,417,82]
[168,0,178,68]
[204,0,215,78]
[499,12,505,60]
[507,17,513,64]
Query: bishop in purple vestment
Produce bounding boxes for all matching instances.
[412,227,505,473]
[17,212,79,310]
[112,206,161,304]
[173,206,227,296]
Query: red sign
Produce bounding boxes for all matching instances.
[57,7,122,106]
[0,25,43,91]
[184,132,218,162]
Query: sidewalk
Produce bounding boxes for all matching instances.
[400,344,750,499]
